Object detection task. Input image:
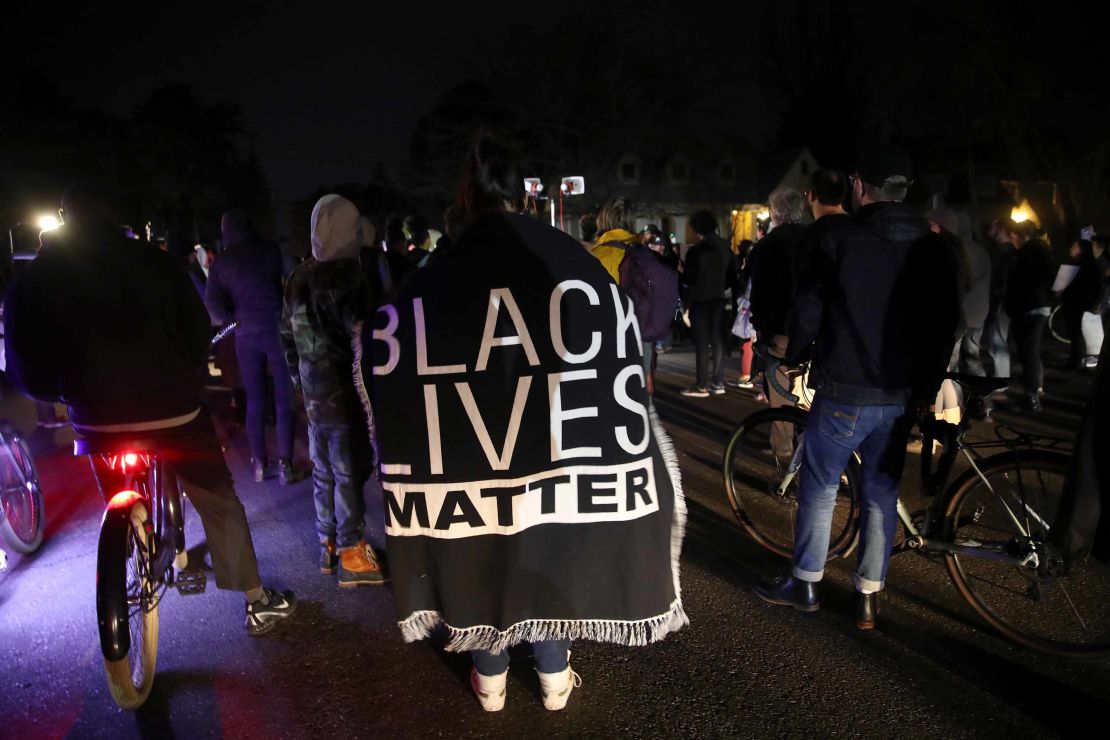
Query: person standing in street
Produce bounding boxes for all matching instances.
[620,224,681,398]
[1005,222,1055,412]
[281,194,387,587]
[4,181,297,635]
[590,197,640,283]
[206,210,306,484]
[748,186,809,415]
[1059,238,1104,370]
[982,218,1018,389]
[680,210,740,397]
[363,133,687,713]
[754,144,961,629]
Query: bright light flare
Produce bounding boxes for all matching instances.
[37,214,61,231]
[1010,200,1037,225]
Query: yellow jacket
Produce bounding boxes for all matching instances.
[590,229,640,284]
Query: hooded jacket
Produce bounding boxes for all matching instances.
[280,195,376,428]
[786,201,961,404]
[3,221,210,430]
[205,221,285,335]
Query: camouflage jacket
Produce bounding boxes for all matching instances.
[280,258,374,428]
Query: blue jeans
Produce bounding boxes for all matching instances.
[472,639,571,676]
[792,394,911,592]
[235,330,296,462]
[309,422,371,548]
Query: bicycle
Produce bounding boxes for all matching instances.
[723,346,1110,659]
[0,422,45,557]
[723,358,862,561]
[76,431,208,709]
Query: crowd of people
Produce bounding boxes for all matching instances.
[2,133,1108,713]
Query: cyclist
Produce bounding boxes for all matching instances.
[753,144,961,629]
[3,180,297,635]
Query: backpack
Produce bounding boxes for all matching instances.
[620,246,680,342]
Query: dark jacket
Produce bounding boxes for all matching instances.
[3,221,210,428]
[682,234,740,303]
[1005,239,1054,316]
[1060,254,1104,317]
[785,201,961,405]
[205,238,285,335]
[989,243,1017,310]
[281,259,373,427]
[748,221,809,336]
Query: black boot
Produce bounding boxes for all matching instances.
[855,591,879,630]
[753,576,820,612]
[278,458,308,486]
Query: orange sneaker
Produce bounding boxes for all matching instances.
[338,541,388,587]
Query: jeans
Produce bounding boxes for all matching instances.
[1012,310,1048,394]
[690,299,725,387]
[236,330,296,462]
[309,422,371,548]
[472,639,571,676]
[983,307,1011,380]
[792,394,911,592]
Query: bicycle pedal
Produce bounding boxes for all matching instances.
[175,570,208,595]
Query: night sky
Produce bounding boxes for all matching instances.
[7,0,566,199]
[7,0,1110,243]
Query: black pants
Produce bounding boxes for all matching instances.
[690,299,725,387]
[1012,311,1047,395]
[88,410,262,592]
[235,330,296,463]
[1062,306,1087,367]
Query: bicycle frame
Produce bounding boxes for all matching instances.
[898,420,1057,569]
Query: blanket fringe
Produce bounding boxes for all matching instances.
[350,320,380,463]
[398,597,689,654]
[650,405,687,603]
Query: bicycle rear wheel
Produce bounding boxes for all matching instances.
[100,498,160,708]
[943,451,1110,658]
[0,431,45,553]
[723,406,860,560]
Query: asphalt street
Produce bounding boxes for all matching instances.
[1,347,1107,739]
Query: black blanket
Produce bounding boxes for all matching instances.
[362,213,687,652]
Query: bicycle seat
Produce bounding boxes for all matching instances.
[943,373,1009,397]
[73,432,179,456]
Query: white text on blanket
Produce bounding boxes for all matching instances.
[372,280,650,472]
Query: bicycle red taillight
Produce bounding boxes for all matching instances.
[106,452,149,473]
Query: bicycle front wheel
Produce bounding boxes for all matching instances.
[944,450,1110,658]
[0,432,45,553]
[723,406,860,560]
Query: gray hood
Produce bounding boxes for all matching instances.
[310,194,361,262]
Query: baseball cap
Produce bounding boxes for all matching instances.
[856,144,913,187]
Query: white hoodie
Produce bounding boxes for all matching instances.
[310,194,361,262]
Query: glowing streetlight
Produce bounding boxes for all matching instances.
[1010,199,1037,226]
[37,214,61,232]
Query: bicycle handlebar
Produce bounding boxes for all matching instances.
[752,342,800,404]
